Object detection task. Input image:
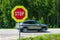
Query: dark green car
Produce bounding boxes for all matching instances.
[16,20,47,32]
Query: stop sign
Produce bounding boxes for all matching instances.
[14,8,25,20]
[11,6,28,22]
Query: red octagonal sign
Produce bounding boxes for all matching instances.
[14,8,25,20]
[11,6,28,22]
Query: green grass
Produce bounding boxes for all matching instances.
[19,34,60,40]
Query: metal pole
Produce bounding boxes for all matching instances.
[19,22,20,40]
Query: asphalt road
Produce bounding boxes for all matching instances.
[0,29,60,40]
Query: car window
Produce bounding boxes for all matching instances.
[23,21,38,24]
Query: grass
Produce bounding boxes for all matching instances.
[19,34,60,40]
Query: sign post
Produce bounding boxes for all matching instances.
[19,22,20,40]
[11,6,28,40]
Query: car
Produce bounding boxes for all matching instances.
[16,20,48,32]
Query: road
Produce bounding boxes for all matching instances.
[0,29,60,40]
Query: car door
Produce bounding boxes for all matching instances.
[26,21,41,29]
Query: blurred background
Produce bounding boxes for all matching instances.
[0,0,60,28]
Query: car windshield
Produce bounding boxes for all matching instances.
[24,21,39,24]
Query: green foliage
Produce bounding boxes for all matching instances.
[39,17,44,24]
[32,16,36,20]
[20,34,60,40]
[0,0,59,28]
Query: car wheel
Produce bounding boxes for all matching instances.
[42,28,46,32]
[23,28,28,32]
[20,28,23,32]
